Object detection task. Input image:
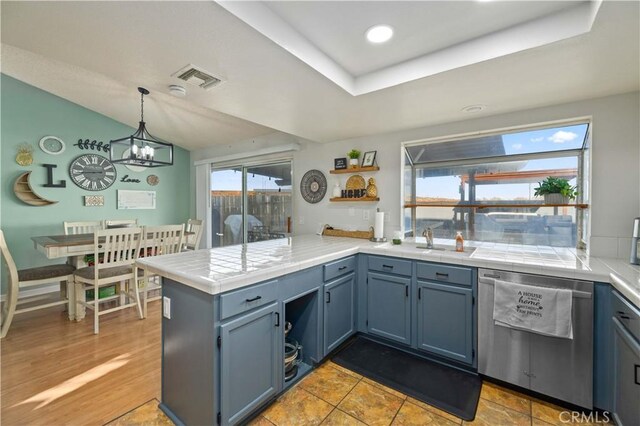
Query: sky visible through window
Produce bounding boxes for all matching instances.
[414,124,587,200]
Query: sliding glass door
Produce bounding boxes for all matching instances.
[211,161,292,247]
[211,167,243,247]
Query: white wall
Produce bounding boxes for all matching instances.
[192,91,640,259]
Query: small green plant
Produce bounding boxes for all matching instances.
[347,149,361,159]
[534,177,578,199]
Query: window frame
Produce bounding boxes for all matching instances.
[210,158,293,246]
[401,118,591,247]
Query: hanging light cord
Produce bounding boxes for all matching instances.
[140,91,145,122]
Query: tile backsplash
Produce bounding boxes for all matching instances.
[590,235,634,259]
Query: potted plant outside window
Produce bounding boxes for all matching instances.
[534,177,578,204]
[347,149,361,169]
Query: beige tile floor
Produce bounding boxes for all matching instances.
[106,361,605,426]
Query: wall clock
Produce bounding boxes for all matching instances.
[300,169,327,204]
[69,154,117,191]
[39,136,66,155]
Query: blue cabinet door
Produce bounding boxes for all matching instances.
[324,273,355,355]
[220,302,280,425]
[367,272,411,345]
[613,317,640,426]
[417,281,473,364]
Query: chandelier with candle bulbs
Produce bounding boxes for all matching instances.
[109,87,173,168]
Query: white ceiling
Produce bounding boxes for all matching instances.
[1,1,638,150]
[229,0,599,94]
[265,1,581,76]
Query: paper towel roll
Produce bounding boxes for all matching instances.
[374,211,384,239]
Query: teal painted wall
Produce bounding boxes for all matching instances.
[1,74,191,271]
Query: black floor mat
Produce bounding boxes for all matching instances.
[332,336,481,421]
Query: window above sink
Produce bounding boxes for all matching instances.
[403,120,590,249]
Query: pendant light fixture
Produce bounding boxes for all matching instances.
[110,87,174,167]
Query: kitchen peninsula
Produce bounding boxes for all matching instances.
[137,235,640,426]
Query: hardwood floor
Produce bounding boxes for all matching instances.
[1,300,161,425]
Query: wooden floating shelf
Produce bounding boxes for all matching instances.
[13,172,58,206]
[330,197,380,202]
[404,203,589,209]
[330,166,379,174]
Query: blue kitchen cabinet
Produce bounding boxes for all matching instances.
[417,280,474,364]
[593,282,614,411]
[219,302,281,425]
[612,317,640,426]
[366,272,411,345]
[324,273,356,355]
[611,290,640,426]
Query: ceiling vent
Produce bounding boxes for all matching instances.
[173,64,224,90]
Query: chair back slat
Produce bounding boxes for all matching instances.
[94,228,142,270]
[184,219,204,250]
[64,221,103,235]
[0,230,19,305]
[143,225,185,257]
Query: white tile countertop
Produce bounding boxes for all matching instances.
[136,234,640,307]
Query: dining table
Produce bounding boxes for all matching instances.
[31,230,194,320]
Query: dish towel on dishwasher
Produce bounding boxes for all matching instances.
[493,280,573,339]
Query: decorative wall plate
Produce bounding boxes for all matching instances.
[69,154,117,191]
[300,169,327,204]
[146,174,159,186]
[39,136,66,155]
[346,175,366,190]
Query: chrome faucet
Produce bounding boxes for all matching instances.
[422,227,434,249]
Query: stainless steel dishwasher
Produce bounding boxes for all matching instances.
[478,268,593,408]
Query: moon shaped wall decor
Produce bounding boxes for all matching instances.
[13,172,58,206]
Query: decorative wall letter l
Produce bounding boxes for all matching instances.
[42,164,66,188]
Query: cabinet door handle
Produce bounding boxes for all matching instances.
[635,364,640,386]
[338,266,347,271]
[405,286,409,297]
[326,291,331,303]
[275,312,280,327]
[418,287,422,300]
[245,295,262,302]
[435,272,449,278]
[382,264,394,269]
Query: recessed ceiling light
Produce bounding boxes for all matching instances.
[366,25,394,44]
[461,104,486,113]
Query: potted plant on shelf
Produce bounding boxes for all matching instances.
[534,177,578,204]
[347,149,361,169]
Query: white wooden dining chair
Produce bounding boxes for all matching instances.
[0,230,75,338]
[73,228,143,334]
[63,221,103,235]
[183,219,204,251]
[103,219,138,229]
[140,224,184,317]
